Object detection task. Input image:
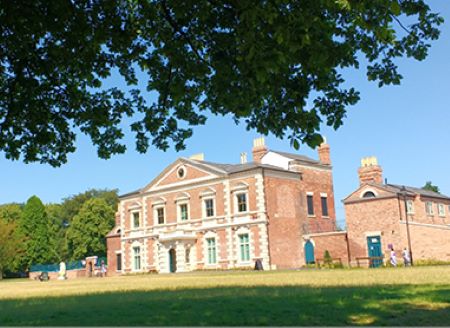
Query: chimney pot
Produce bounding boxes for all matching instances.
[240,152,247,164]
[318,137,331,165]
[252,137,268,163]
[358,156,383,185]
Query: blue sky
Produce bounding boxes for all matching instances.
[1,0,449,228]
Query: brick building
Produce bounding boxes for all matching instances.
[106,138,346,274]
[344,157,450,266]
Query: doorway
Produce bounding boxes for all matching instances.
[169,248,177,273]
[367,236,382,267]
[304,240,315,264]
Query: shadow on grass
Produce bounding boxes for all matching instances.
[1,284,449,326]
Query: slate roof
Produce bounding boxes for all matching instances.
[271,151,319,164]
[385,184,450,200]
[190,159,292,174]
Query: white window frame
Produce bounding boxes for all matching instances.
[426,201,434,216]
[132,246,141,272]
[177,201,190,222]
[438,203,446,217]
[203,197,216,218]
[206,237,217,265]
[406,200,414,214]
[131,211,141,229]
[235,192,249,213]
[238,233,251,263]
[154,205,166,225]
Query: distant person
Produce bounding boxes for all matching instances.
[390,248,397,267]
[101,260,107,277]
[402,248,411,266]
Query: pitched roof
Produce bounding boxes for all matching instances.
[189,159,295,174]
[270,151,319,164]
[119,158,299,198]
[386,184,450,200]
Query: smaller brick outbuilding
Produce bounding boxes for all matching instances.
[344,156,450,266]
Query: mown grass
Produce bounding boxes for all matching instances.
[1,267,450,326]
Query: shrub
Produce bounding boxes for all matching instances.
[323,250,333,268]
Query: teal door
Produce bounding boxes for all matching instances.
[367,236,382,268]
[304,241,315,264]
[169,249,177,273]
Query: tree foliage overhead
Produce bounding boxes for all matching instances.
[0,1,443,166]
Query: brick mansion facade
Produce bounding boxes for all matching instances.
[106,138,344,274]
[107,140,450,274]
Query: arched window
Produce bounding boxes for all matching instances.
[362,191,376,198]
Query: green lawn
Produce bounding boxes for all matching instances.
[1,267,450,326]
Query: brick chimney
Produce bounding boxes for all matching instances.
[252,137,268,163]
[358,156,383,185]
[318,137,331,165]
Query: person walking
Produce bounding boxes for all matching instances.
[390,248,397,267]
[402,248,411,266]
[101,260,107,277]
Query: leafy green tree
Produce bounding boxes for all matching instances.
[60,189,119,228]
[66,198,115,260]
[46,203,69,262]
[18,196,53,269]
[0,219,23,279]
[0,1,443,166]
[422,181,440,193]
[0,203,23,223]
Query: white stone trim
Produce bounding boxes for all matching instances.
[320,192,328,197]
[306,191,314,196]
[365,231,382,237]
[359,188,379,198]
[255,173,266,216]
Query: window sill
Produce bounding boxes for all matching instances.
[307,215,316,218]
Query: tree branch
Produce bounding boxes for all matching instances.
[160,1,209,66]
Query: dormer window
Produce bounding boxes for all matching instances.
[362,191,376,198]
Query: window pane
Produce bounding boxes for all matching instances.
[239,234,250,261]
[207,238,216,264]
[133,212,140,228]
[180,204,188,221]
[205,199,214,217]
[133,247,141,270]
[321,197,328,217]
[157,208,165,224]
[307,195,314,216]
[237,193,247,212]
[116,253,122,271]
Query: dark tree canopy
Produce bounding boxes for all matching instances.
[0,1,443,166]
[422,181,439,193]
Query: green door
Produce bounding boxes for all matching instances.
[304,241,315,264]
[367,236,382,268]
[169,248,177,273]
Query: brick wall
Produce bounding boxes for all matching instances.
[345,197,402,263]
[106,234,121,275]
[307,232,349,266]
